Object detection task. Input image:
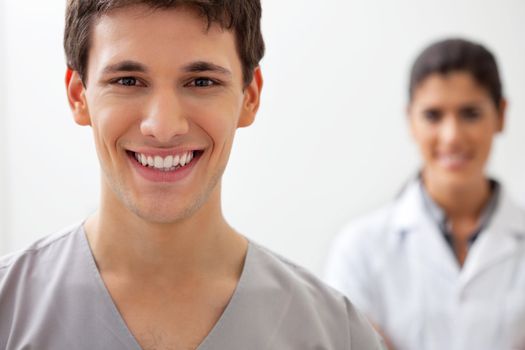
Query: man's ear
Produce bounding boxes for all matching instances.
[65,68,91,126]
[238,66,263,128]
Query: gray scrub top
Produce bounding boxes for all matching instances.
[0,224,383,349]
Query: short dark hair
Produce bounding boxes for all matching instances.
[64,0,265,87]
[408,38,503,107]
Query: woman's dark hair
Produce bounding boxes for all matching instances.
[409,38,503,107]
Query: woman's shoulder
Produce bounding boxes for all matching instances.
[331,179,424,263]
[335,202,401,253]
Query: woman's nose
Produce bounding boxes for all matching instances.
[438,115,463,146]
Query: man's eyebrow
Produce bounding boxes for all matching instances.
[102,60,148,75]
[182,61,232,76]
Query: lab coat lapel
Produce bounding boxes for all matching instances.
[391,181,460,280]
[459,191,525,289]
[412,217,460,280]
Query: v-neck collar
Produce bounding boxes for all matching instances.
[78,226,253,350]
[419,177,501,248]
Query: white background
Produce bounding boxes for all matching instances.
[0,0,6,251]
[1,0,524,276]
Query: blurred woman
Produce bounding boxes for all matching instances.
[325,38,525,350]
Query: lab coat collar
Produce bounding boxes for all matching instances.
[484,188,525,238]
[390,178,525,288]
[389,179,461,279]
[390,179,427,234]
[390,178,525,239]
[459,189,525,288]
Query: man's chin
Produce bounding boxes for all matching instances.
[125,199,201,225]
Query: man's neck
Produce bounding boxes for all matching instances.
[83,186,248,350]
[84,189,247,285]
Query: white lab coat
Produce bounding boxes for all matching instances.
[325,179,525,350]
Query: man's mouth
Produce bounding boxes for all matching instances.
[128,150,202,172]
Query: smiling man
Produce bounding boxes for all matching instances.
[0,1,383,349]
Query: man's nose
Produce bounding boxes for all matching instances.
[140,90,189,143]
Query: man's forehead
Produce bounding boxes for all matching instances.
[86,5,239,79]
[93,4,221,36]
[91,5,231,51]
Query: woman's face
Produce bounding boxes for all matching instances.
[408,71,505,188]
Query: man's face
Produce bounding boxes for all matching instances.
[67,5,262,224]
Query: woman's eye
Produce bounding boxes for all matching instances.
[423,109,442,123]
[461,107,481,121]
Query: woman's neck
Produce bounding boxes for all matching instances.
[422,170,493,266]
[422,170,491,220]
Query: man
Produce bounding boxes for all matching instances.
[0,1,383,349]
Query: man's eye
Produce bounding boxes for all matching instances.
[189,78,216,88]
[115,77,139,86]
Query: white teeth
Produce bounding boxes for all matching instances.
[442,154,466,161]
[439,153,468,168]
[180,153,187,167]
[134,151,195,171]
[164,155,173,168]
[173,155,180,167]
[154,156,163,168]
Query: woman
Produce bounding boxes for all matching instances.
[325,38,525,350]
